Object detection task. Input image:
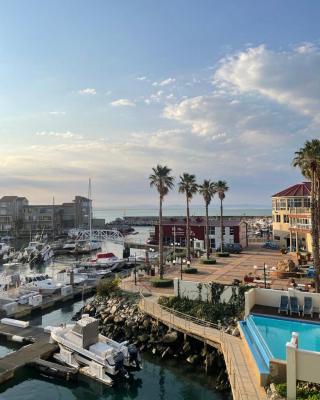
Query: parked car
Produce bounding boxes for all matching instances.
[262,241,279,250]
[216,243,243,254]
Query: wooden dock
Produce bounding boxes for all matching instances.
[0,322,71,384]
[139,295,267,400]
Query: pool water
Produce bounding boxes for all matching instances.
[250,315,320,360]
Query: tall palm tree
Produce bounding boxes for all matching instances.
[215,180,229,253]
[198,180,217,259]
[293,139,320,291]
[178,173,198,261]
[149,165,175,279]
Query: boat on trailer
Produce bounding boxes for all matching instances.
[50,314,141,386]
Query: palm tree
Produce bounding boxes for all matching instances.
[178,173,198,261]
[293,139,320,291]
[149,165,175,279]
[198,180,217,259]
[215,180,229,253]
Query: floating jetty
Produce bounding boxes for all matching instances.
[0,321,60,384]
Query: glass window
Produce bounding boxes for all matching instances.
[283,215,289,223]
[276,215,281,222]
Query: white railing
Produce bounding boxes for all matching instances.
[68,229,124,243]
[287,207,310,215]
[289,223,312,231]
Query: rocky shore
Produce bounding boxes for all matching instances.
[73,292,231,392]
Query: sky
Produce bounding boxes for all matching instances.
[0,0,319,207]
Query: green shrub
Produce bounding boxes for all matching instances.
[216,252,230,257]
[202,259,216,265]
[150,278,173,288]
[275,383,320,400]
[183,267,198,274]
[97,278,120,297]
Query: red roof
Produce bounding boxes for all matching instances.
[272,182,311,197]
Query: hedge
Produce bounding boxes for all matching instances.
[202,259,217,265]
[183,268,198,274]
[150,278,174,288]
[216,252,230,257]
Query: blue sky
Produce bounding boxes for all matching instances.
[1,1,319,206]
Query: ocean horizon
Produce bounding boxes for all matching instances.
[94,206,272,223]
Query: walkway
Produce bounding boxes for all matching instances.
[139,295,267,400]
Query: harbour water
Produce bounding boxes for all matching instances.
[0,296,231,400]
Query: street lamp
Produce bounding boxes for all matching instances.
[180,258,186,280]
[134,253,137,285]
[264,263,268,288]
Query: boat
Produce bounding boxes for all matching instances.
[23,273,64,294]
[25,241,54,265]
[0,242,11,257]
[51,314,141,386]
[94,252,119,266]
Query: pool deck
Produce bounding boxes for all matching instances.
[251,305,320,323]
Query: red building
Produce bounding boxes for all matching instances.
[154,217,248,250]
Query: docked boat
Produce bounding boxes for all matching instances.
[0,242,11,257]
[51,314,141,386]
[25,241,54,265]
[94,252,119,266]
[23,274,64,294]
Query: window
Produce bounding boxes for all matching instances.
[209,226,215,235]
[210,238,216,248]
[274,235,280,241]
[276,215,281,223]
[283,215,289,223]
[229,227,234,235]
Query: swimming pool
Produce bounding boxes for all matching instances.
[249,315,320,360]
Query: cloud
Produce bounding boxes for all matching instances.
[110,98,135,107]
[35,131,83,139]
[78,88,97,95]
[136,76,147,81]
[214,44,320,120]
[152,77,176,87]
[49,111,66,115]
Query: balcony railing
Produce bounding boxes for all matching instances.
[289,223,312,231]
[287,207,310,215]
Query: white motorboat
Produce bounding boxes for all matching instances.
[25,241,54,264]
[0,242,10,257]
[51,314,141,386]
[23,274,64,294]
[94,252,119,266]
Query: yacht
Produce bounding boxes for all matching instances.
[94,252,119,266]
[23,274,64,295]
[25,241,54,264]
[51,314,141,386]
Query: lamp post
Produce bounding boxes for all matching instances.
[263,263,268,288]
[173,259,176,273]
[134,253,137,285]
[180,258,186,280]
[187,260,191,269]
[253,265,258,278]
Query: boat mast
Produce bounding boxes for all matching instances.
[88,178,92,240]
[52,196,55,241]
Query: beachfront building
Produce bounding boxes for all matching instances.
[0,195,105,236]
[272,182,312,252]
[0,196,28,233]
[154,217,248,250]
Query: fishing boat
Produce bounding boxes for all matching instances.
[51,314,141,386]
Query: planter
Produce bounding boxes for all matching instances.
[202,259,217,265]
[150,278,174,288]
[216,252,230,257]
[183,268,198,274]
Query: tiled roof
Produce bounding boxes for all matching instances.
[272,182,311,197]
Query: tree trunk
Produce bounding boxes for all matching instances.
[313,172,320,292]
[220,198,224,252]
[159,196,164,279]
[186,196,190,261]
[205,202,210,259]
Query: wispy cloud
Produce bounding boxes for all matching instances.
[35,131,83,139]
[152,77,176,87]
[49,111,66,115]
[136,76,147,81]
[110,98,135,107]
[78,88,97,95]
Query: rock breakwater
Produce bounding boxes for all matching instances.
[73,292,231,392]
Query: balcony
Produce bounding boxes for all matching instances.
[287,207,311,216]
[289,223,312,232]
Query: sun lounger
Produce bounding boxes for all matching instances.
[290,296,300,316]
[302,297,313,317]
[278,295,289,315]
